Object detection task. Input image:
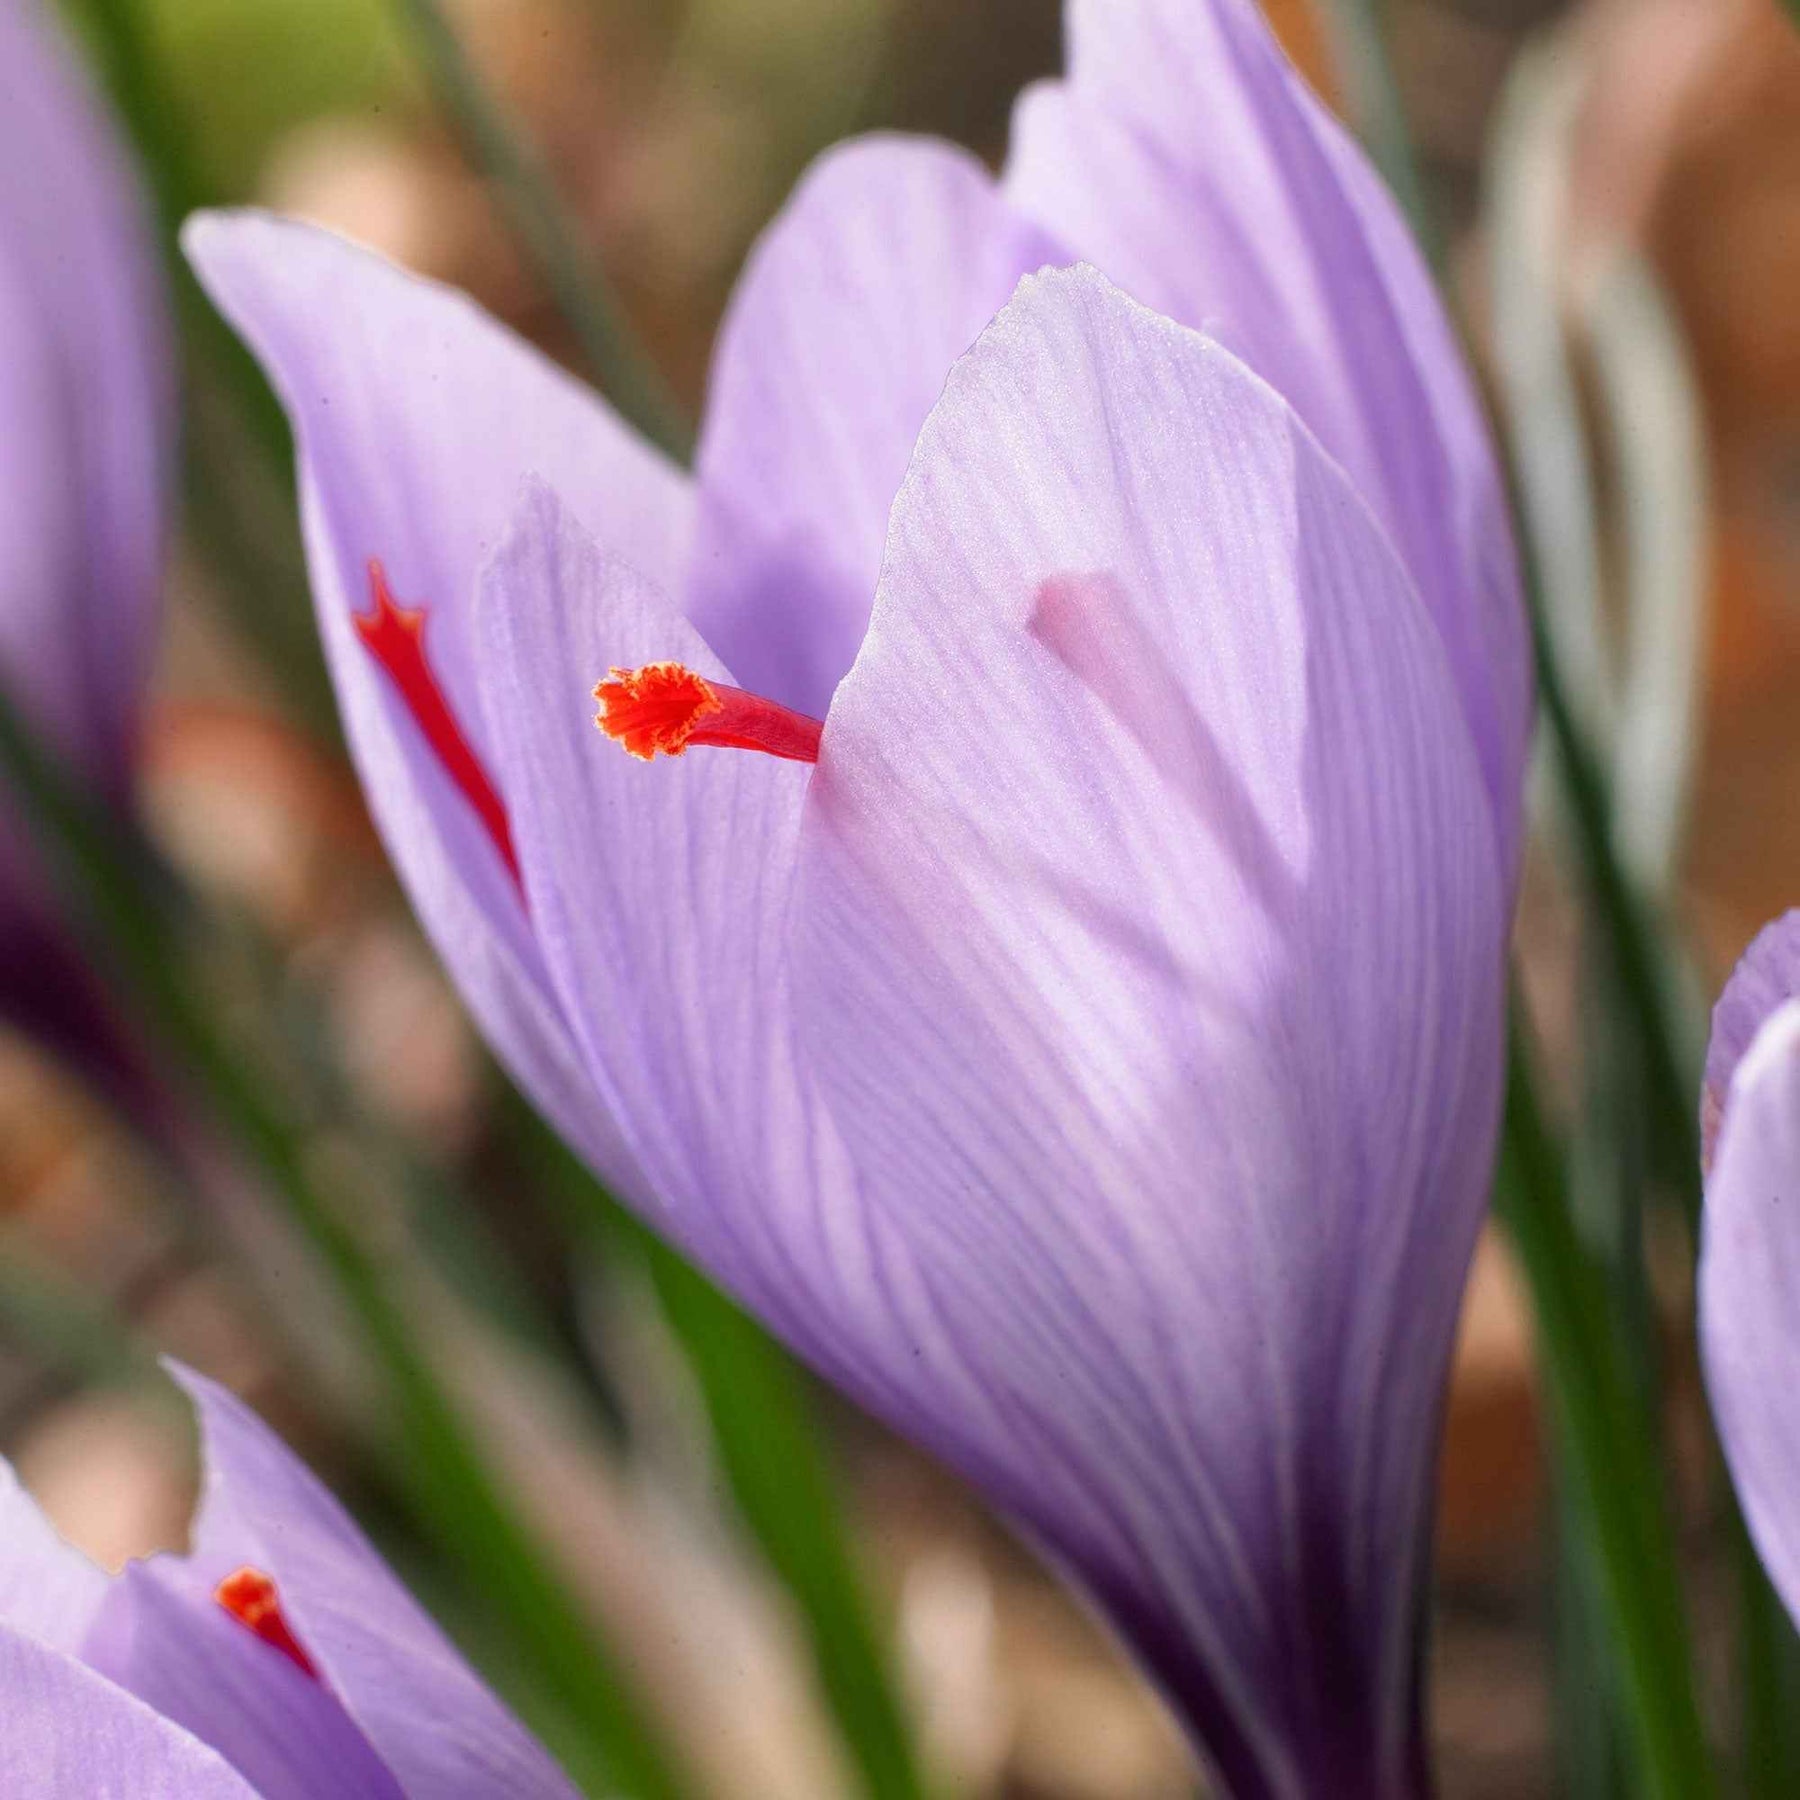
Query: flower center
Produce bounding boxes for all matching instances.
[355,561,520,885]
[215,1567,318,1679]
[593,662,822,764]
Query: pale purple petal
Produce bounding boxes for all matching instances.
[476,484,841,1353]
[1004,0,1528,872]
[0,1459,107,1651]
[479,269,1505,1795]
[0,0,170,790]
[167,1364,582,1800]
[794,268,1505,1792]
[1702,910,1800,1172]
[0,1620,261,1799]
[1701,992,1800,1631]
[81,1563,403,1800]
[183,211,688,1192]
[689,135,1068,715]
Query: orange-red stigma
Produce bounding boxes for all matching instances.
[215,1567,318,1679]
[355,561,521,886]
[593,662,822,764]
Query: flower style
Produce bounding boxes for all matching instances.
[184,0,1523,1791]
[0,1364,581,1797]
[0,0,172,1096]
[1699,911,1800,1627]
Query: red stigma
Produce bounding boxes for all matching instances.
[215,1567,318,1679]
[594,662,822,764]
[355,561,520,886]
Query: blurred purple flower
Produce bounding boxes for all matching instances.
[0,1363,580,1798]
[0,0,172,1100]
[1699,911,1800,1627]
[184,0,1523,1791]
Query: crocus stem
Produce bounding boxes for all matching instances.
[387,0,696,466]
[515,1105,931,1800]
[0,686,693,1800]
[1496,1009,1715,1800]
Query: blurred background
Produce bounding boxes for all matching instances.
[3,0,1798,1793]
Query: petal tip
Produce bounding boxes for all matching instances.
[178,205,284,289]
[501,470,569,545]
[486,475,592,609]
[1006,257,1119,316]
[1705,908,1800,1174]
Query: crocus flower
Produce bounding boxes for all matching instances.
[184,0,1522,1790]
[0,0,171,1099]
[1699,910,1800,1625]
[0,1364,581,1797]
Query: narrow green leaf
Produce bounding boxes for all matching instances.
[1496,1011,1715,1800]
[1549,1478,1631,1800]
[386,0,695,466]
[519,1114,929,1800]
[638,1238,929,1800]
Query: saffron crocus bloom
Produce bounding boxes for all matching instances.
[185,0,1522,1788]
[0,0,170,1095]
[1,1364,581,1797]
[1699,911,1800,1625]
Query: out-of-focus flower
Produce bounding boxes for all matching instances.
[185,0,1522,1790]
[1698,911,1800,1624]
[0,1363,581,1798]
[0,0,171,1098]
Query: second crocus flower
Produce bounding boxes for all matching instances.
[1,1364,581,1798]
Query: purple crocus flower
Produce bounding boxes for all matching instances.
[183,1,1523,1791]
[1,1364,580,1797]
[0,0,171,1101]
[1699,911,1800,1625]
